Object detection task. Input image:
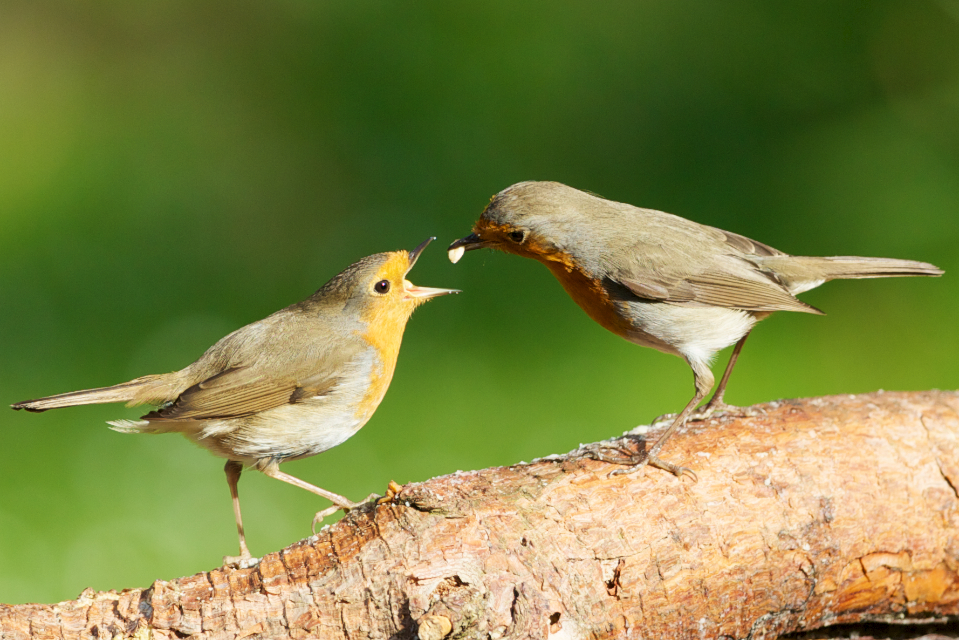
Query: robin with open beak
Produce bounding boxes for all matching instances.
[448,181,943,478]
[13,238,458,563]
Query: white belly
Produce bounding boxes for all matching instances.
[624,302,757,367]
[166,350,381,466]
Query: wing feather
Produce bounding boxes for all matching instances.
[144,366,341,422]
[617,261,822,315]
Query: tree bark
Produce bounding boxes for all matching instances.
[3,390,958,640]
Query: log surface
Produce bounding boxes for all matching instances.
[2,390,958,640]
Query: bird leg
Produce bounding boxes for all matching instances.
[222,460,254,566]
[653,331,753,424]
[311,491,382,533]
[696,331,751,417]
[584,441,697,480]
[583,362,711,481]
[259,463,379,533]
[646,359,713,464]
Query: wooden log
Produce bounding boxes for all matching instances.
[2,390,958,640]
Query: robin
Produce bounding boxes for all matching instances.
[12,238,458,563]
[448,181,943,478]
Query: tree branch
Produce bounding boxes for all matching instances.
[3,391,958,640]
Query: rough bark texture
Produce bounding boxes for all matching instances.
[2,390,958,640]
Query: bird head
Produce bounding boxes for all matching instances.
[315,237,459,339]
[447,181,598,268]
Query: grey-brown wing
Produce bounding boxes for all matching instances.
[712,227,787,258]
[609,223,819,314]
[618,267,822,314]
[600,204,814,312]
[144,366,342,422]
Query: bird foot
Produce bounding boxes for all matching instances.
[610,454,698,482]
[580,441,697,482]
[580,441,641,466]
[311,493,382,533]
[222,552,260,569]
[651,411,679,426]
[696,401,764,420]
[653,400,750,425]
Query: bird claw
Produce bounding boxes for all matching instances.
[580,441,643,466]
[311,492,386,534]
[651,411,678,426]
[222,552,260,569]
[608,454,697,482]
[581,441,698,482]
[654,401,746,426]
[311,505,343,533]
[695,401,741,420]
[699,402,766,421]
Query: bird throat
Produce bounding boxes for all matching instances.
[356,305,410,419]
[477,219,636,338]
[354,256,417,419]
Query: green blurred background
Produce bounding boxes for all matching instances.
[1,0,957,604]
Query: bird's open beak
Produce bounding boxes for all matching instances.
[447,233,488,264]
[407,237,435,271]
[403,237,461,299]
[402,281,460,299]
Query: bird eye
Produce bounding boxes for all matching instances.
[508,229,527,243]
[374,280,391,294]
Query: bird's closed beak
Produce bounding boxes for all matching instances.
[447,233,487,264]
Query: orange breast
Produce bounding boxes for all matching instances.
[474,218,637,340]
[354,297,409,420]
[541,256,635,339]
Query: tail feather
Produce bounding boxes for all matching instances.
[11,374,175,413]
[758,255,943,291]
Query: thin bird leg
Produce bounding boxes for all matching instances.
[634,361,714,480]
[259,463,379,533]
[615,388,703,481]
[653,331,753,425]
[222,460,253,565]
[699,330,751,416]
[645,387,707,461]
[261,464,357,506]
[596,363,711,481]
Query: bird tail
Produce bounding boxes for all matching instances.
[11,374,175,413]
[757,256,943,293]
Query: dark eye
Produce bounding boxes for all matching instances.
[508,229,527,243]
[374,280,391,294]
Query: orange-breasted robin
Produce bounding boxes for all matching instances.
[13,238,458,563]
[448,181,943,478]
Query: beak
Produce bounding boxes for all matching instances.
[403,280,460,300]
[447,232,488,264]
[403,237,461,299]
[407,237,435,272]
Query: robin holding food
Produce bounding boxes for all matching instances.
[13,238,458,563]
[448,181,943,478]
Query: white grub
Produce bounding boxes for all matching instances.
[448,246,465,264]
